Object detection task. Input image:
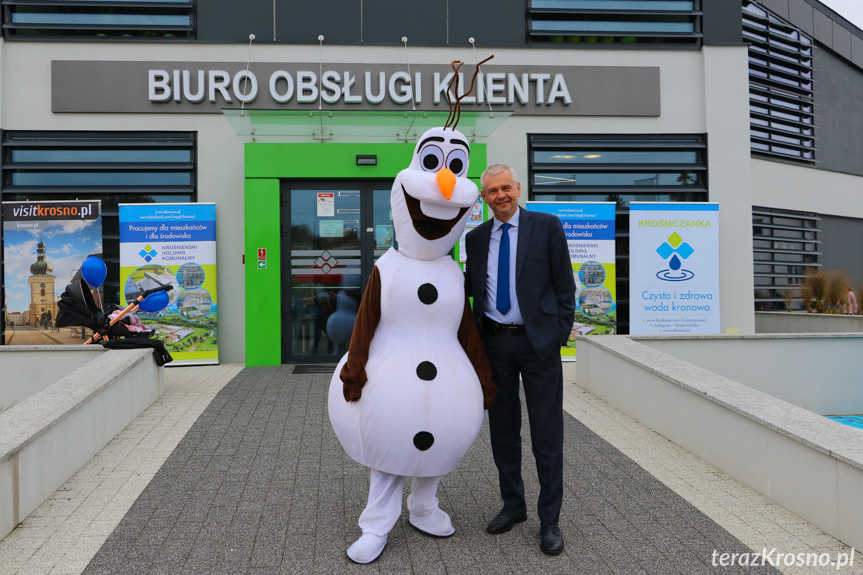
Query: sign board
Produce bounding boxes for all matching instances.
[52,61,660,116]
[317,193,335,217]
[528,202,616,358]
[119,203,219,365]
[629,203,720,335]
[2,200,102,343]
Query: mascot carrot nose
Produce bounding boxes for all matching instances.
[436,168,456,200]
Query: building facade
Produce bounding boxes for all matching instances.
[0,0,861,365]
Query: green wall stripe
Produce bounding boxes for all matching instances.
[244,178,281,366]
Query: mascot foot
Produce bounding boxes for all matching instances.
[409,508,455,538]
[347,533,388,564]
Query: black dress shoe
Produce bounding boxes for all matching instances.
[540,523,564,555]
[486,506,528,534]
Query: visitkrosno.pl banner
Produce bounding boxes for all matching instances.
[3,200,102,344]
[119,203,218,365]
[629,203,719,335]
[528,202,616,358]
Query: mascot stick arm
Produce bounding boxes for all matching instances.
[339,266,382,401]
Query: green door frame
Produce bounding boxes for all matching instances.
[244,141,487,366]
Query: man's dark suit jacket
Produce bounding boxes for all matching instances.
[465,208,576,361]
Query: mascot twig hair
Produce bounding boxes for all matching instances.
[445,55,494,131]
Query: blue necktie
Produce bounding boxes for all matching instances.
[496,223,511,314]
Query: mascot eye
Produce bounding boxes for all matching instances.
[446,149,468,177]
[420,145,444,172]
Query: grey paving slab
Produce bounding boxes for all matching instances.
[76,366,780,575]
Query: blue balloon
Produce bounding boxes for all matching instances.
[139,290,169,313]
[81,257,107,288]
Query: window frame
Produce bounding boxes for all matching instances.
[752,206,821,311]
[743,1,816,164]
[527,0,703,47]
[2,0,195,41]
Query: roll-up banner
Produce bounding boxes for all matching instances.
[2,200,102,344]
[119,203,218,365]
[527,202,617,359]
[629,202,720,335]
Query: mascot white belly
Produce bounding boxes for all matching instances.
[328,249,484,477]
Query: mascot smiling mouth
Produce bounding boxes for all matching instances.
[402,185,469,241]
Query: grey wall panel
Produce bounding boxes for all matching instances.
[854,35,863,69]
[788,0,814,35]
[197,0,275,43]
[832,22,852,60]
[819,215,863,287]
[449,0,525,48]
[361,0,446,45]
[814,47,863,177]
[813,9,833,46]
[277,0,362,44]
[703,0,744,45]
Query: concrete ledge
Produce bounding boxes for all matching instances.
[575,335,863,551]
[0,348,164,540]
[632,333,863,415]
[0,346,105,407]
[756,311,863,333]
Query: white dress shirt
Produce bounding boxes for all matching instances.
[484,207,525,325]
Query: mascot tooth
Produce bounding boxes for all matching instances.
[328,125,497,564]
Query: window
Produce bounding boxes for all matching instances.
[752,207,820,311]
[743,2,815,163]
[2,0,194,40]
[529,133,707,333]
[530,134,707,206]
[1,132,196,305]
[528,0,702,46]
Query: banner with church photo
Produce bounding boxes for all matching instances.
[629,202,720,335]
[527,202,617,359]
[2,200,102,345]
[119,203,218,365]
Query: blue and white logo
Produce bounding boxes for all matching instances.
[656,232,694,281]
[139,245,157,263]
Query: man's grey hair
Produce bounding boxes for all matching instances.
[481,164,518,189]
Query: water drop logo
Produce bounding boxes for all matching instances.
[138,245,158,263]
[655,232,695,281]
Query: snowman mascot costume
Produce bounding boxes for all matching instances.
[328,124,497,564]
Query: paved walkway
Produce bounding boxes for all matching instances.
[0,363,860,574]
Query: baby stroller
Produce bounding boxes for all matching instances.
[56,260,173,365]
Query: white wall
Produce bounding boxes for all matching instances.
[702,46,756,335]
[756,310,863,334]
[1,40,754,360]
[751,157,863,219]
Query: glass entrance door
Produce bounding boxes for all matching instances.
[282,181,394,362]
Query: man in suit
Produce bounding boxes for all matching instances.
[465,164,575,555]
